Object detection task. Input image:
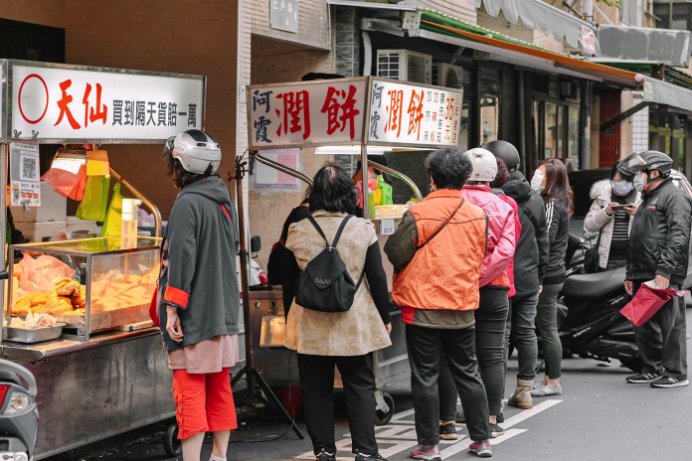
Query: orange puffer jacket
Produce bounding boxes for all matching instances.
[390,189,488,319]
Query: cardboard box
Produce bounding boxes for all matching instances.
[11,182,67,223]
[15,221,67,243]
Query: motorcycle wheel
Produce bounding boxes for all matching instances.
[619,357,643,373]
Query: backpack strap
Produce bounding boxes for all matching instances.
[331,215,353,248]
[306,214,353,250]
[306,215,330,247]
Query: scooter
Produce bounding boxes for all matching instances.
[557,264,642,372]
[0,358,39,461]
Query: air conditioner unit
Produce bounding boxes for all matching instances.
[376,49,432,84]
[432,63,464,89]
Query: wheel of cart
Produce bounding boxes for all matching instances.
[374,390,395,426]
[163,423,182,457]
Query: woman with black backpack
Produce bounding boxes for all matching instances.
[283,163,392,461]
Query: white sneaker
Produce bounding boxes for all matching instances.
[530,382,562,397]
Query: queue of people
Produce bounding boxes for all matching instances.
[154,128,690,461]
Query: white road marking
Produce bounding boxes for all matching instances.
[293,400,562,459]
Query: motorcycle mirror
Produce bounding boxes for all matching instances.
[250,235,262,253]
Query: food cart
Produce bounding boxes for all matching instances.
[244,76,463,424]
[0,59,206,458]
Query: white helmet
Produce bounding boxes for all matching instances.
[163,129,221,175]
[464,147,497,182]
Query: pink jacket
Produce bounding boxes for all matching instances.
[496,193,521,297]
[462,185,517,288]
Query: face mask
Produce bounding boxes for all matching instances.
[530,170,545,192]
[612,180,633,196]
[633,172,646,192]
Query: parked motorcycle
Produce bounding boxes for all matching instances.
[556,232,692,372]
[0,359,38,461]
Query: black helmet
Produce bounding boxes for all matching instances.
[483,140,520,172]
[614,153,637,180]
[629,150,673,176]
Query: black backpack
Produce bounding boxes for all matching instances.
[294,215,364,313]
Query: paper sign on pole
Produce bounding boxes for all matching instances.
[9,141,40,207]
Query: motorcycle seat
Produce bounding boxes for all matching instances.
[562,267,627,299]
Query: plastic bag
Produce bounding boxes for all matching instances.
[620,282,688,326]
[101,183,123,237]
[76,175,109,221]
[41,163,87,201]
[376,175,393,205]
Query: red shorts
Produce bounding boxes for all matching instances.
[172,368,238,440]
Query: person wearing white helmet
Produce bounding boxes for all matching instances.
[156,129,241,461]
[437,147,517,441]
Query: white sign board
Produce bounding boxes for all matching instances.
[248,79,368,149]
[367,79,463,147]
[11,63,205,142]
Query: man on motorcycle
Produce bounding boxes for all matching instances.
[625,150,691,388]
[484,140,549,409]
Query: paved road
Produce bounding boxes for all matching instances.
[49,311,692,461]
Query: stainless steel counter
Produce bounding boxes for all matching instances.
[0,328,160,362]
[1,328,174,460]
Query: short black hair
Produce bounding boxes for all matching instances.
[166,154,206,189]
[425,147,473,190]
[309,163,357,214]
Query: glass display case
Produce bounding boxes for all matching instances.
[6,237,161,341]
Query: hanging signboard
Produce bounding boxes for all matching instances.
[247,77,463,150]
[9,61,205,143]
[248,78,368,149]
[367,79,463,147]
[9,141,40,207]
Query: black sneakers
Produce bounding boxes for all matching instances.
[315,449,336,461]
[489,423,505,438]
[650,375,690,388]
[439,422,457,440]
[626,371,663,384]
[355,452,388,461]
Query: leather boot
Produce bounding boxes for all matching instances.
[508,378,534,409]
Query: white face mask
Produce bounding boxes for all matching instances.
[633,172,646,192]
[530,169,545,192]
[612,180,633,196]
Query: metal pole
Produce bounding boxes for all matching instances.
[518,71,527,170]
[234,155,255,405]
[669,0,673,28]
[0,144,7,342]
[360,145,369,218]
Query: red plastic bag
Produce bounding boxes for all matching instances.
[41,163,87,201]
[620,283,687,327]
[149,289,160,327]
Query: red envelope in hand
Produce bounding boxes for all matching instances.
[620,283,687,327]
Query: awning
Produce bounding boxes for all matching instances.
[468,0,597,52]
[643,77,692,114]
[416,10,637,87]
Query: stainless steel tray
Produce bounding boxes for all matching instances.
[5,324,65,343]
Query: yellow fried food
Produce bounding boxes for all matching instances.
[48,303,74,316]
[14,293,49,314]
[63,308,85,316]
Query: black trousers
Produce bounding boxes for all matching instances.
[632,281,688,380]
[406,324,490,444]
[297,353,379,455]
[440,287,509,417]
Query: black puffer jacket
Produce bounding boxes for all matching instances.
[502,171,549,297]
[543,199,570,285]
[627,178,692,286]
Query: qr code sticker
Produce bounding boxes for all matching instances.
[20,155,38,181]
